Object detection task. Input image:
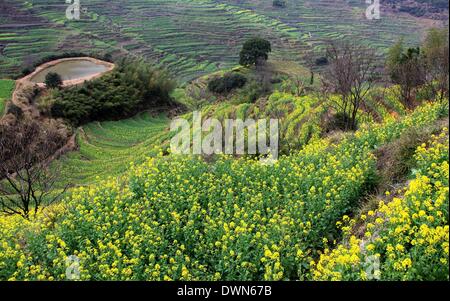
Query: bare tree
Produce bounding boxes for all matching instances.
[321,41,378,131]
[390,47,426,107]
[0,118,70,219]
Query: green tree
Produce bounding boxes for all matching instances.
[50,59,176,125]
[239,38,272,67]
[387,43,426,106]
[386,38,404,78]
[44,72,63,89]
[423,28,449,101]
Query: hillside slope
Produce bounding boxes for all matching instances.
[0,101,447,281]
[53,112,170,187]
[0,0,440,80]
[314,129,449,280]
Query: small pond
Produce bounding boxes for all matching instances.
[30,59,109,83]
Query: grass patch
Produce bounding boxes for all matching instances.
[0,79,15,115]
[374,117,449,192]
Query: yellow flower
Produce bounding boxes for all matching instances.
[395,244,405,252]
[264,249,272,258]
[181,266,189,278]
[401,258,412,269]
[366,244,375,252]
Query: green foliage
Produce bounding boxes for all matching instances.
[50,59,176,125]
[238,81,266,104]
[207,73,247,94]
[239,38,272,67]
[423,28,449,56]
[1,0,448,283]
[387,29,449,104]
[400,47,421,64]
[37,90,57,115]
[387,40,423,85]
[387,38,404,73]
[44,72,62,89]
[422,28,449,101]
[0,0,430,81]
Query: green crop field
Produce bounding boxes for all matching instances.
[54,112,171,187]
[0,0,434,81]
[0,79,15,115]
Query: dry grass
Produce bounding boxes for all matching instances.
[374,117,449,192]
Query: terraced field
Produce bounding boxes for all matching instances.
[217,0,428,52]
[1,0,437,81]
[174,84,408,156]
[0,0,434,188]
[0,1,115,77]
[5,63,407,189]
[0,79,15,115]
[0,100,447,281]
[0,0,448,284]
[193,92,326,152]
[54,112,171,187]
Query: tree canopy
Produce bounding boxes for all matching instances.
[239,37,272,67]
[44,72,63,89]
[49,59,176,125]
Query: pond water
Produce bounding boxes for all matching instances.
[30,60,109,83]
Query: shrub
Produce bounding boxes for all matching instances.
[241,80,270,103]
[6,103,23,119]
[45,72,63,89]
[38,90,57,116]
[207,73,247,94]
[374,122,447,191]
[315,57,329,66]
[273,0,287,8]
[50,59,176,125]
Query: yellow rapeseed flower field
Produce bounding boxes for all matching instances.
[0,101,447,281]
[314,129,449,280]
